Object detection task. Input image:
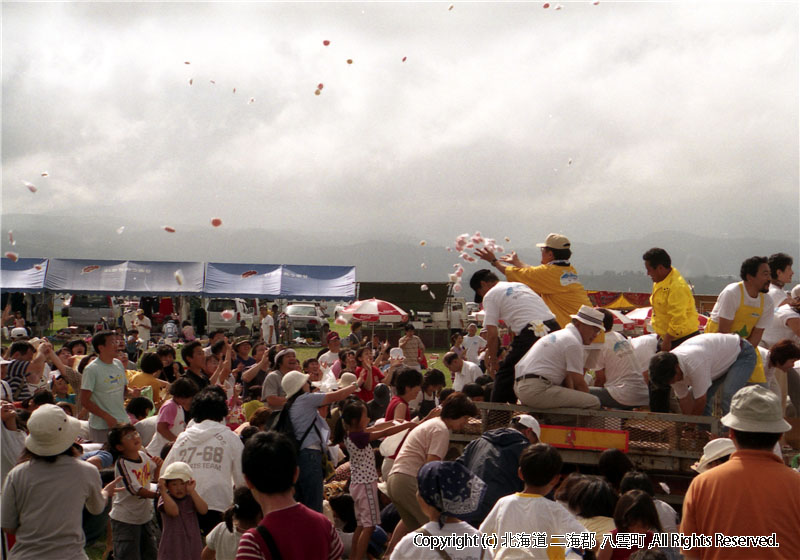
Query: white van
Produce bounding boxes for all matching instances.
[206,298,256,334]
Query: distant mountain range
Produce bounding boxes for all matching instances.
[2,213,797,295]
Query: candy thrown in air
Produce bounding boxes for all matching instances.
[347,59,353,64]
[116,226,125,235]
[41,172,48,177]
[568,158,573,165]
[420,263,427,269]
[323,40,330,46]
[210,80,216,84]
[8,231,14,245]
[163,226,176,233]
[466,243,474,249]
[189,79,193,85]
[248,97,255,104]
[34,264,43,271]
[555,3,563,9]
[22,181,37,192]
[174,269,184,286]
[402,56,407,62]
[453,284,462,293]
[220,309,234,321]
[5,252,18,262]
[82,265,100,274]
[211,218,223,227]
[421,284,429,291]
[455,268,463,277]
[318,83,324,90]
[449,273,458,282]
[419,240,426,246]
[446,247,452,252]
[233,88,236,93]
[184,61,191,64]
[448,4,454,10]
[315,89,321,96]
[504,236,510,242]
[430,291,436,299]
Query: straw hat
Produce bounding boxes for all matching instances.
[570,305,605,330]
[691,438,736,473]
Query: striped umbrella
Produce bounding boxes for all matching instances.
[340,298,408,323]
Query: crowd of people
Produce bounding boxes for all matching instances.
[1,234,799,559]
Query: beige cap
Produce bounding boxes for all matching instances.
[721,385,791,433]
[338,372,358,389]
[536,233,571,250]
[161,461,194,482]
[25,404,82,456]
[281,370,310,398]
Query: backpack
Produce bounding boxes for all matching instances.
[267,401,318,452]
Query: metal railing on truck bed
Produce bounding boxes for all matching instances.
[451,401,723,474]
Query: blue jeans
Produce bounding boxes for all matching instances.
[296,448,323,513]
[703,340,757,416]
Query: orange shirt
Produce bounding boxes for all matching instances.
[681,449,800,559]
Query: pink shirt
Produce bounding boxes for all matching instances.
[389,418,450,478]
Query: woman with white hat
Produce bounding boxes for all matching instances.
[0,404,122,559]
[282,370,358,513]
[691,438,736,473]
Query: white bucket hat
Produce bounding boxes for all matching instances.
[338,372,357,389]
[161,461,194,482]
[281,370,310,398]
[570,305,605,330]
[721,385,791,433]
[389,348,405,360]
[691,438,736,473]
[25,404,82,456]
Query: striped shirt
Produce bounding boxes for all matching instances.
[6,360,32,401]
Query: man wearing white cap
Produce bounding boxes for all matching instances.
[476,232,592,328]
[455,414,541,525]
[513,305,603,409]
[681,385,800,559]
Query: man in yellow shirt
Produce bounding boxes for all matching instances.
[475,233,591,328]
[643,248,700,352]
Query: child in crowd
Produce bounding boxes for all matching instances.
[126,329,142,362]
[242,386,265,421]
[226,382,246,429]
[619,472,678,534]
[384,368,423,422]
[461,383,486,402]
[126,396,154,424]
[480,444,588,559]
[157,461,208,560]
[449,332,465,364]
[181,320,196,342]
[157,345,185,384]
[354,347,384,402]
[146,377,198,455]
[202,487,262,560]
[597,490,664,560]
[391,461,486,560]
[130,352,170,406]
[108,423,162,560]
[418,369,446,418]
[337,399,415,560]
[50,373,76,405]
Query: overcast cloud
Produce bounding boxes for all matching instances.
[2,1,798,256]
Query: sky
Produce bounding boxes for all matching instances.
[2,1,799,258]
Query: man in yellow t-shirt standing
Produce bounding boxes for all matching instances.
[642,247,700,352]
[475,233,591,328]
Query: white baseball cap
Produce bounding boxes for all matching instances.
[514,414,541,439]
[161,461,194,482]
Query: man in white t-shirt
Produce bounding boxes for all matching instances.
[589,309,650,409]
[462,322,486,364]
[767,252,793,308]
[443,351,482,391]
[260,310,275,345]
[318,331,342,375]
[469,269,560,409]
[133,309,151,346]
[762,285,800,349]
[514,305,603,409]
[649,333,757,416]
[707,256,774,348]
